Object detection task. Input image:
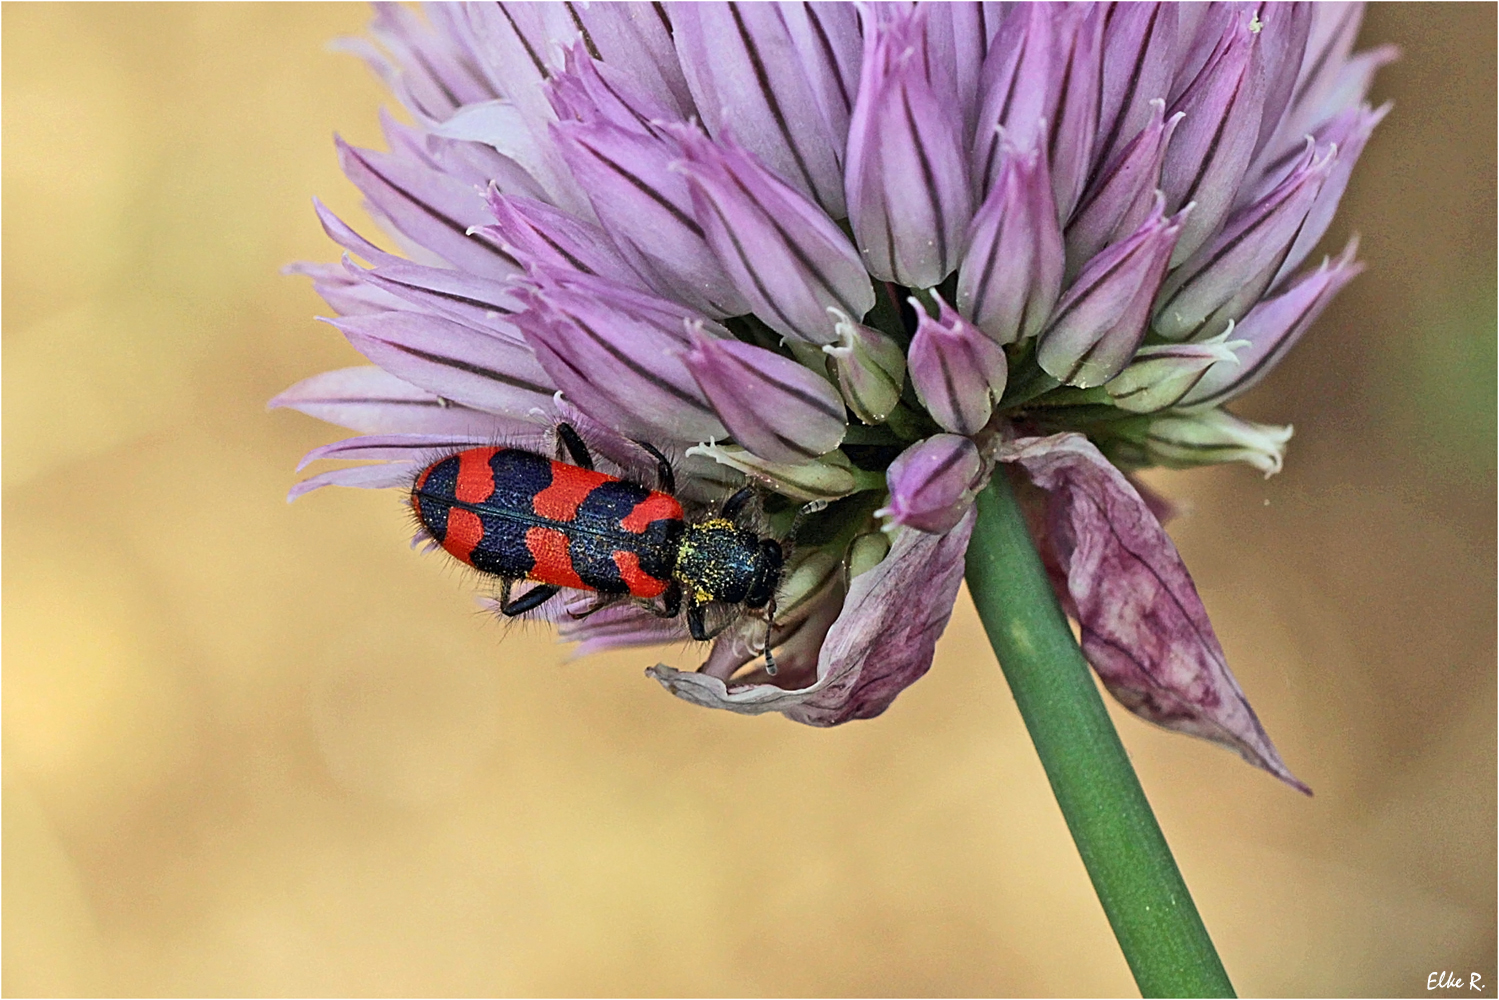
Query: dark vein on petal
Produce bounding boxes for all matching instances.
[934,347,969,430]
[806,6,853,117]
[724,170,858,314]
[697,197,800,333]
[1169,186,1299,307]
[577,139,705,238]
[1179,71,1246,210]
[721,347,844,420]
[731,4,820,198]
[570,317,715,413]
[1095,6,1159,173]
[381,340,554,396]
[497,3,550,80]
[902,89,948,275]
[345,145,512,263]
[564,3,602,61]
[371,273,515,312]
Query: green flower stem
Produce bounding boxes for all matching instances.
[964,470,1235,999]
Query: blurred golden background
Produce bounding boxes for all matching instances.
[3,4,1493,996]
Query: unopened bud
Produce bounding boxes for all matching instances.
[1105,328,1248,413]
[685,442,861,502]
[824,308,907,425]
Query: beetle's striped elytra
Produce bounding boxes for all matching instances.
[410,425,784,647]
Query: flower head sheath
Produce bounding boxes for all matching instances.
[275,2,1388,790]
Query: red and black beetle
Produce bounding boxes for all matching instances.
[410,424,783,645]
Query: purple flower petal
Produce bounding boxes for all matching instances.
[285,261,408,317]
[878,434,985,535]
[344,256,524,340]
[671,2,846,217]
[1093,3,1178,171]
[357,3,498,122]
[1155,139,1335,341]
[673,126,873,344]
[1000,433,1309,793]
[778,2,865,160]
[480,190,648,290]
[546,40,681,134]
[647,505,976,726]
[330,311,556,419]
[552,119,751,318]
[1042,5,1104,221]
[1038,196,1186,387]
[846,6,972,287]
[517,281,729,447]
[907,295,1008,435]
[269,366,537,436]
[550,599,691,657]
[1066,99,1183,281]
[286,461,421,503]
[1249,2,1314,159]
[972,2,1055,195]
[1274,101,1389,283]
[336,137,518,278]
[1180,237,1363,408]
[294,431,545,472]
[571,2,695,120]
[1160,13,1270,265]
[921,1,1003,147]
[683,327,847,464]
[958,140,1065,345]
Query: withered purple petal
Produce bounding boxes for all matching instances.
[999,433,1309,793]
[647,507,975,725]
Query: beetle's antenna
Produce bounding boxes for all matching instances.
[784,499,830,549]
